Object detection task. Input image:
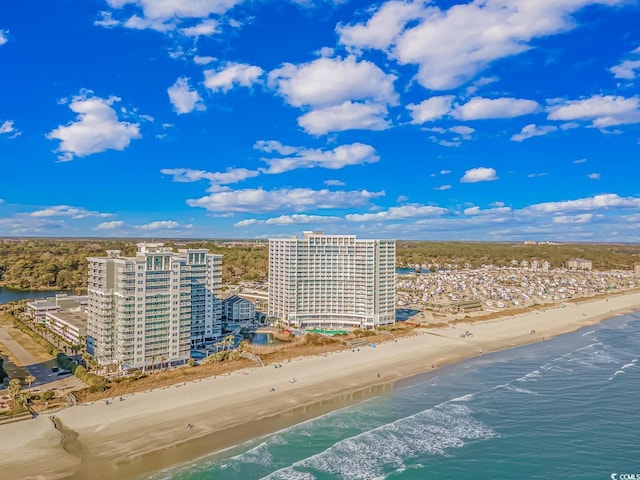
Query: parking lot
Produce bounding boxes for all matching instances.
[0,324,84,392]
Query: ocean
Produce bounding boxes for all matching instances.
[148,311,640,480]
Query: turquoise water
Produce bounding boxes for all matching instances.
[149,311,640,479]
[395,268,429,274]
[306,329,349,336]
[395,309,420,321]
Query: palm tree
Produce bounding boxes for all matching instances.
[25,375,35,394]
[82,352,93,371]
[61,325,69,352]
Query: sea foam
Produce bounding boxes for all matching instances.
[263,403,496,480]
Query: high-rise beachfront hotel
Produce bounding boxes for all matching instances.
[268,231,396,330]
[86,243,223,370]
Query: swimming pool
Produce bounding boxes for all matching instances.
[305,328,349,336]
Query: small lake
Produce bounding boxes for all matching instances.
[396,308,420,321]
[0,287,68,305]
[246,332,286,345]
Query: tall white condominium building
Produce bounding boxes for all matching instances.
[86,243,223,370]
[268,231,396,329]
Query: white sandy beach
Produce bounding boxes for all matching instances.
[2,291,640,480]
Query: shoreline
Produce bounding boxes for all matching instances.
[1,291,640,480]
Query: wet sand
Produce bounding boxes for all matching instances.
[1,291,640,480]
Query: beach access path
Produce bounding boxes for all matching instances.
[1,291,640,480]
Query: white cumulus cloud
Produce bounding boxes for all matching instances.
[449,126,475,138]
[611,59,640,80]
[204,62,264,93]
[341,0,628,90]
[297,101,390,135]
[234,219,259,227]
[610,46,640,80]
[94,11,120,28]
[552,214,594,224]
[193,55,215,65]
[524,193,640,214]
[103,0,243,31]
[168,77,205,114]
[255,141,379,174]
[264,214,341,225]
[30,205,112,219]
[46,92,141,161]
[181,19,219,36]
[268,55,397,108]
[337,1,425,50]
[187,187,384,213]
[346,204,448,222]
[94,220,125,230]
[161,167,259,186]
[464,206,512,216]
[0,29,8,45]
[136,220,181,230]
[511,124,558,142]
[461,167,498,183]
[407,96,454,123]
[106,0,241,18]
[0,120,17,136]
[547,95,640,128]
[454,97,540,120]
[325,180,346,187]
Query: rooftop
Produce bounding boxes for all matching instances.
[47,309,87,330]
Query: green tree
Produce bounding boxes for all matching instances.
[41,390,55,402]
[8,378,22,403]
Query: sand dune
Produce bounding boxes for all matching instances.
[1,291,639,480]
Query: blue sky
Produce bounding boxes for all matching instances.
[1,0,639,241]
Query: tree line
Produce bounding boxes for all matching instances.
[0,239,268,290]
[396,241,640,270]
[1,239,639,291]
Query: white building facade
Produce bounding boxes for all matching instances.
[223,295,256,323]
[268,231,396,330]
[86,243,223,370]
[567,258,593,270]
[46,310,87,346]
